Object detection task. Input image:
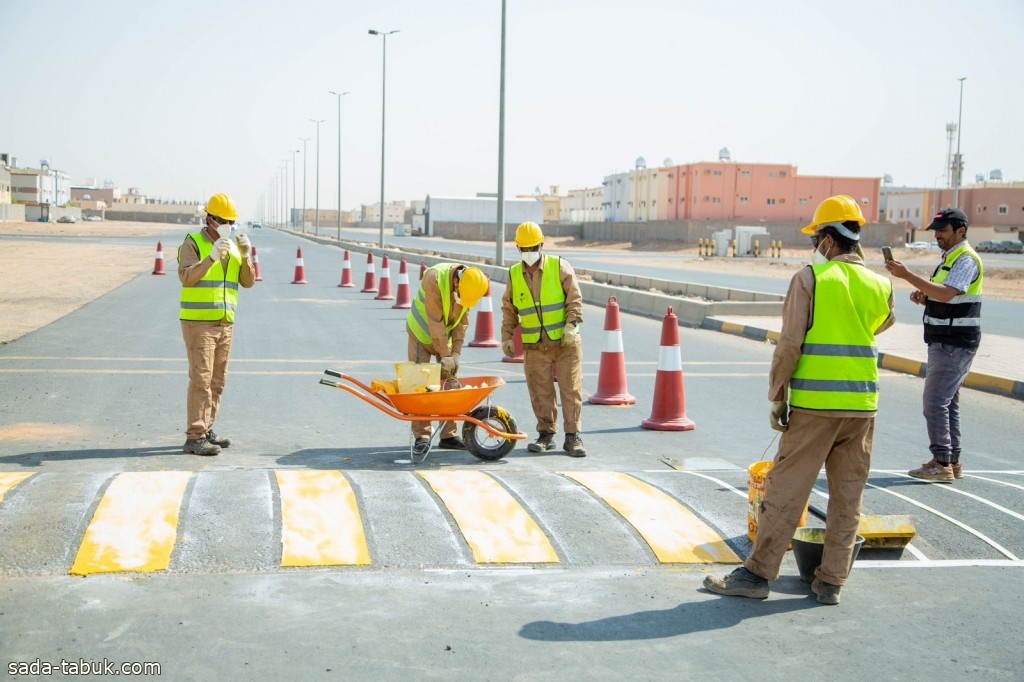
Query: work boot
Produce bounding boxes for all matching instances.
[563,433,587,458]
[437,437,467,450]
[951,462,964,480]
[183,437,220,456]
[413,438,431,456]
[811,577,842,605]
[527,432,557,452]
[703,567,769,599]
[908,459,954,483]
[206,430,231,448]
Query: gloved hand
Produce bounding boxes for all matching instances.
[213,238,232,260]
[560,322,580,348]
[440,354,458,375]
[769,401,790,432]
[236,234,251,258]
[502,339,516,358]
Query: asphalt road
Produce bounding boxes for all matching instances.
[1,226,1021,680]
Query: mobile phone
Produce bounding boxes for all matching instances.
[882,246,894,261]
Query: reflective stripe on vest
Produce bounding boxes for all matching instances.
[406,263,467,347]
[923,243,983,349]
[509,255,567,343]
[179,233,241,322]
[790,261,892,412]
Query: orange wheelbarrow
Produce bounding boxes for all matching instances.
[319,370,527,463]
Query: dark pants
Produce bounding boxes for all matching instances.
[923,343,977,465]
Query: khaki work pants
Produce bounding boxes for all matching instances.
[523,341,583,435]
[406,332,457,440]
[181,321,234,441]
[745,411,874,586]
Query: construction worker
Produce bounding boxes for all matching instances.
[885,208,983,483]
[407,264,489,452]
[501,221,586,457]
[177,193,255,456]
[704,195,894,605]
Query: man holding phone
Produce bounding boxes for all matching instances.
[885,208,983,483]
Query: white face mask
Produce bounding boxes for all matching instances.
[521,251,541,266]
[453,291,462,307]
[811,247,829,265]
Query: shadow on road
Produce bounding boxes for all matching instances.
[0,446,183,466]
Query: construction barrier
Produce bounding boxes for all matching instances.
[589,296,635,405]
[291,248,308,285]
[361,253,378,293]
[468,283,500,348]
[375,255,394,301]
[392,258,412,309]
[252,246,262,282]
[338,250,354,288]
[641,307,695,431]
[502,325,525,364]
[152,242,166,275]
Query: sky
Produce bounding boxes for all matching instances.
[2,0,1022,220]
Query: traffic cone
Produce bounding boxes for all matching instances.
[641,307,695,431]
[419,262,428,281]
[589,296,635,405]
[252,246,263,282]
[375,255,394,300]
[502,325,525,363]
[468,283,500,348]
[151,242,166,275]
[338,250,354,288]
[361,252,378,293]
[291,248,308,284]
[392,258,412,309]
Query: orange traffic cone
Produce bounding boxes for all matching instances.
[392,258,412,309]
[375,255,394,300]
[419,262,428,281]
[468,283,500,348]
[590,296,635,405]
[252,246,262,282]
[502,325,525,363]
[338,250,354,287]
[361,252,378,293]
[641,307,695,431]
[152,242,166,275]
[291,248,308,284]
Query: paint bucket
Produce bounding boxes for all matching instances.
[747,460,808,542]
[791,528,866,583]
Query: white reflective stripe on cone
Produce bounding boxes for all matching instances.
[658,345,682,371]
[479,295,493,312]
[366,263,375,272]
[603,330,624,353]
[341,261,350,269]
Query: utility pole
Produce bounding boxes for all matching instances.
[299,137,309,232]
[953,76,966,209]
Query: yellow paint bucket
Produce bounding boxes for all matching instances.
[747,460,808,542]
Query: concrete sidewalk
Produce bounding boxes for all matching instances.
[706,315,1024,401]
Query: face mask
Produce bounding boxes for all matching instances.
[811,243,830,265]
[522,251,541,266]
[454,292,462,307]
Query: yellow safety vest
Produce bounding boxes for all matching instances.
[789,261,892,412]
[924,243,983,349]
[509,255,567,343]
[407,263,467,347]
[179,233,242,323]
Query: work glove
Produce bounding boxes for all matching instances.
[213,238,232,261]
[440,354,459,375]
[236,234,251,258]
[501,339,516,358]
[560,322,581,348]
[769,401,790,433]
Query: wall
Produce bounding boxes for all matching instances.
[425,196,542,236]
[579,219,903,247]
[0,204,26,222]
[429,221,582,241]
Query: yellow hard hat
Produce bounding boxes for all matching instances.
[205,193,239,222]
[458,267,489,309]
[515,221,544,248]
[801,195,865,235]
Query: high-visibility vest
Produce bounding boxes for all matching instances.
[924,243,983,349]
[407,263,467,347]
[509,255,567,343]
[179,233,241,323]
[789,261,892,412]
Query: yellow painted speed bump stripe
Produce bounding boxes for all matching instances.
[0,472,34,501]
[418,470,558,564]
[70,471,191,575]
[276,470,370,567]
[564,471,741,564]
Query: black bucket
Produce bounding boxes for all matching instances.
[791,528,865,583]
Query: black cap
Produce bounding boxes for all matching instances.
[927,207,968,230]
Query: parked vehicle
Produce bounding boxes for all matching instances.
[252,222,262,229]
[56,215,77,223]
[907,241,939,251]
[976,240,998,253]
[84,215,102,222]
[999,240,1023,254]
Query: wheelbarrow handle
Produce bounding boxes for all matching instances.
[324,369,343,378]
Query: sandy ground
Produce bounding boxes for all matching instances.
[0,223,1019,346]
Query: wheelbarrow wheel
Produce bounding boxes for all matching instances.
[462,406,517,461]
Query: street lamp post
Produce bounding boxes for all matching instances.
[299,137,309,232]
[496,0,507,266]
[290,149,299,228]
[369,28,399,248]
[329,90,350,243]
[282,161,288,228]
[311,118,326,236]
[953,76,966,209]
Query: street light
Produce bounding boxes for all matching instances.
[496,0,507,266]
[369,28,399,248]
[311,118,326,236]
[953,76,966,209]
[290,149,300,228]
[329,90,350,243]
[299,137,309,232]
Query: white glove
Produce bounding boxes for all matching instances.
[236,234,251,258]
[440,354,459,375]
[560,322,580,348]
[502,339,516,358]
[213,238,232,260]
[770,401,790,432]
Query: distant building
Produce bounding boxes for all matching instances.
[561,186,603,223]
[362,201,406,226]
[424,195,543,236]
[10,164,71,208]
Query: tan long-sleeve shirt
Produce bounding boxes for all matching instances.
[177,229,256,289]
[406,265,470,357]
[501,255,583,347]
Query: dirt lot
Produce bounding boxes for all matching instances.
[0,223,1020,345]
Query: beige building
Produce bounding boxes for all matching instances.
[561,186,604,223]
